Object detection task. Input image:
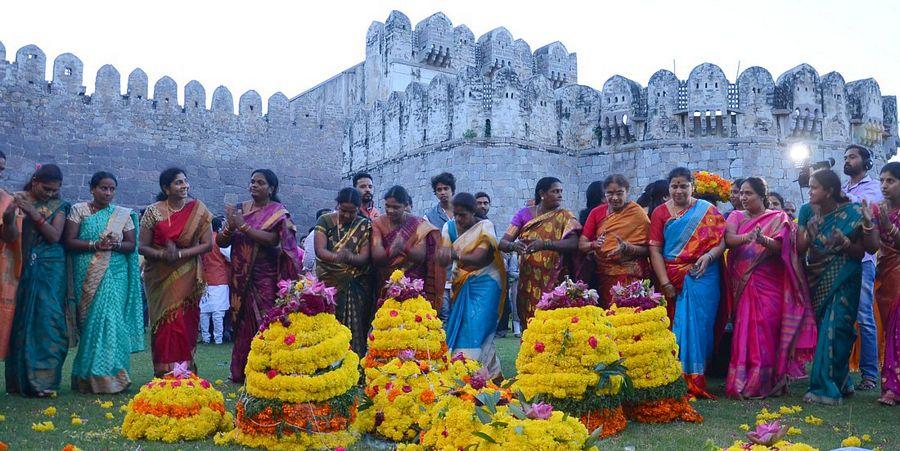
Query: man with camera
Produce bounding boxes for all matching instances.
[842,144,883,392]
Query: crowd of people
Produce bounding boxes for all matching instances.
[0,144,897,411]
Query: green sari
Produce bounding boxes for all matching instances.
[798,202,864,404]
[70,203,145,393]
[4,197,71,396]
[315,213,373,355]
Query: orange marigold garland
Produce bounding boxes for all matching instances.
[693,170,732,203]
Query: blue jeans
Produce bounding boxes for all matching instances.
[857,261,878,382]
[439,288,451,322]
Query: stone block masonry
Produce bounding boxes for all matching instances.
[2,9,897,233]
[0,43,343,231]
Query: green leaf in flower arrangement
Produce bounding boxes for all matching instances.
[472,431,498,444]
[490,421,508,429]
[506,403,528,420]
[583,426,604,450]
[475,406,492,424]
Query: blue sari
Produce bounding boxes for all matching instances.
[70,203,145,393]
[655,199,726,397]
[5,197,71,396]
[443,220,506,378]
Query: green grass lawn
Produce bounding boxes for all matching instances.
[0,337,895,450]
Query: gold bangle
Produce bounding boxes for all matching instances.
[239,223,250,232]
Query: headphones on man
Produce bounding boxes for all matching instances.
[848,145,874,171]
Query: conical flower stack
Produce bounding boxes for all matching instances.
[214,274,361,450]
[606,280,702,424]
[513,278,629,437]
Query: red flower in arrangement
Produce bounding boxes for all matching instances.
[368,333,375,341]
[571,316,580,323]
[402,385,413,393]
[415,315,423,322]
[588,336,598,349]
[200,380,211,388]
[283,334,296,345]
[267,369,278,379]
[171,380,181,387]
[534,341,545,353]
[389,310,399,317]
[374,411,385,427]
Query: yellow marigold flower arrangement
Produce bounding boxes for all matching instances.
[120,365,232,443]
[841,436,862,447]
[512,278,629,437]
[42,406,57,417]
[215,274,361,450]
[364,271,449,371]
[723,440,818,451]
[606,281,702,424]
[693,170,732,203]
[31,421,55,432]
[803,415,822,425]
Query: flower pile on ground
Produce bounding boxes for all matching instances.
[120,363,232,442]
[357,270,463,442]
[694,170,732,203]
[400,386,601,451]
[606,279,702,423]
[717,405,830,450]
[512,277,629,437]
[214,274,361,450]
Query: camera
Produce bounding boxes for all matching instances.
[797,158,835,188]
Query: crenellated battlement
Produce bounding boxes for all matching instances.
[0,41,342,229]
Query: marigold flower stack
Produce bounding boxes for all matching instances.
[606,280,703,423]
[357,270,468,442]
[404,365,601,450]
[120,363,233,442]
[214,274,361,450]
[512,278,629,437]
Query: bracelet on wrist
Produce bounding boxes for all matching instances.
[239,223,250,232]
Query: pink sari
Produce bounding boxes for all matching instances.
[725,210,817,399]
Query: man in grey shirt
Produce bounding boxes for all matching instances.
[424,172,456,321]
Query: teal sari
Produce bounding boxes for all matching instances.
[4,197,71,396]
[799,202,863,404]
[70,204,144,393]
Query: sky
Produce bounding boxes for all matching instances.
[2,0,899,114]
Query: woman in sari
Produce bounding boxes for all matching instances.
[371,185,445,309]
[0,185,21,360]
[873,162,900,406]
[315,187,372,355]
[648,167,726,398]
[139,167,212,377]
[439,193,506,379]
[499,177,581,329]
[798,169,879,405]
[219,169,301,383]
[724,177,817,399]
[64,171,144,393]
[5,164,70,397]
[578,174,650,306]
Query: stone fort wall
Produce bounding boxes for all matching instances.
[0,42,344,230]
[1,10,898,232]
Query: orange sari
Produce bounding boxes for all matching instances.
[0,191,22,360]
[582,202,650,306]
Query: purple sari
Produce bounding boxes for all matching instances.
[229,202,302,382]
[725,210,817,399]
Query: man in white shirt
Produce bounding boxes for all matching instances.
[842,144,883,391]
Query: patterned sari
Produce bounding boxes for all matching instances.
[506,207,581,327]
[799,202,864,405]
[875,203,900,403]
[229,202,301,382]
[649,199,725,397]
[5,197,71,396]
[0,190,22,360]
[141,199,212,376]
[69,203,145,393]
[444,220,507,378]
[372,215,446,309]
[315,213,373,356]
[581,201,650,306]
[724,210,817,399]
